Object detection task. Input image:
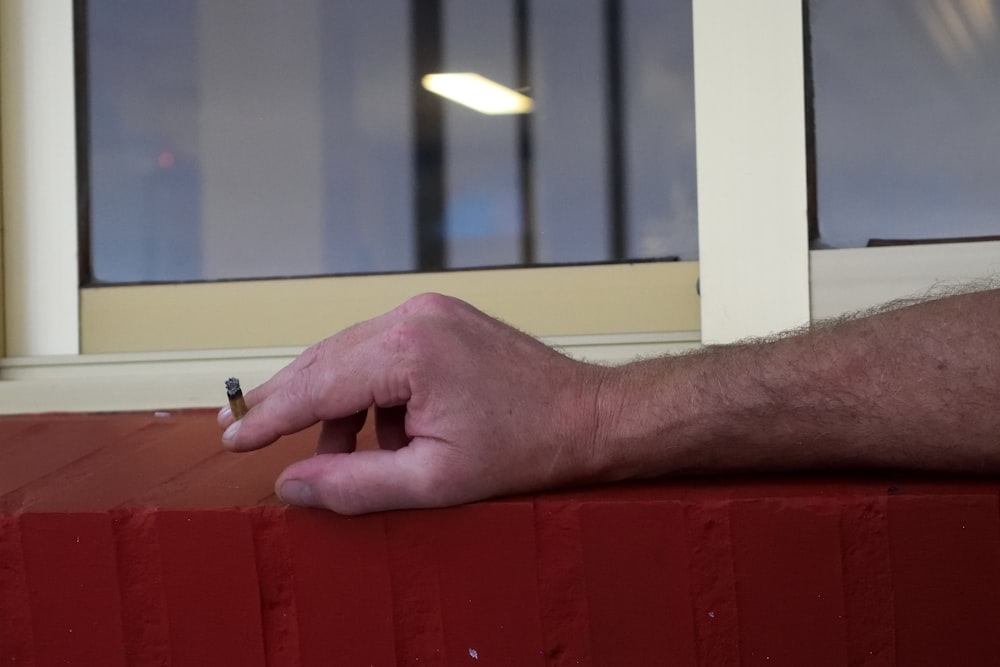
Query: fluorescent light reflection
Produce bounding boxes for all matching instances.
[421,73,533,115]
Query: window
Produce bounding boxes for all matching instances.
[83,0,698,283]
[72,0,705,353]
[2,1,810,412]
[809,0,1000,249]
[807,0,1000,318]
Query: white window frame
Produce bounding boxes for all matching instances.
[0,0,818,413]
[1,0,80,359]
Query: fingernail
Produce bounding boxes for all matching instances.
[279,480,314,507]
[218,406,232,422]
[222,419,241,447]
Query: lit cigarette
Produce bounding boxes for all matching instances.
[225,377,248,420]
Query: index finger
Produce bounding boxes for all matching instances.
[244,313,380,409]
[223,314,412,452]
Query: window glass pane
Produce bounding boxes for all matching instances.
[810,0,1000,249]
[441,0,522,268]
[624,0,697,259]
[531,0,610,263]
[83,0,697,284]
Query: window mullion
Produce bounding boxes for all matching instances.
[0,0,80,357]
[693,0,810,344]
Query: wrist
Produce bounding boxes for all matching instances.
[586,358,695,483]
[570,361,658,484]
[546,359,623,487]
[551,355,697,489]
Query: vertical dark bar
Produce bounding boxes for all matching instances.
[411,0,446,271]
[604,0,627,261]
[801,0,820,244]
[515,0,536,265]
[74,0,94,286]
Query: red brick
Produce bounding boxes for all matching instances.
[419,502,546,666]
[839,495,895,665]
[130,426,318,508]
[0,416,147,504]
[579,500,697,666]
[23,419,219,511]
[110,509,171,667]
[729,498,848,666]
[534,498,593,666]
[155,510,266,666]
[685,498,741,665]
[249,507,301,667]
[19,513,127,667]
[0,513,33,664]
[286,509,396,665]
[386,510,448,665]
[888,493,1000,665]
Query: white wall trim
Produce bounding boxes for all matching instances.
[0,0,80,356]
[693,0,811,343]
[810,242,1000,320]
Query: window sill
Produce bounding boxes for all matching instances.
[0,331,701,414]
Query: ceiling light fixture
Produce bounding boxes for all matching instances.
[421,73,533,115]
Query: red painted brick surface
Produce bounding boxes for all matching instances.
[840,495,895,665]
[111,509,171,667]
[422,503,546,665]
[534,498,593,665]
[3,412,1000,664]
[730,498,848,665]
[19,513,127,667]
[156,510,268,666]
[286,509,395,665]
[251,507,302,667]
[888,493,1000,665]
[0,512,33,663]
[683,498,741,664]
[580,501,696,665]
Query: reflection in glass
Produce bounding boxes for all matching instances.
[810,0,1000,248]
[83,0,697,284]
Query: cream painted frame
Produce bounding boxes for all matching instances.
[0,5,4,357]
[0,182,4,359]
[694,0,810,343]
[0,214,4,358]
[81,263,700,353]
[0,1,79,358]
[0,96,4,359]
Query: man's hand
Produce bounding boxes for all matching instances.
[218,294,610,515]
[222,287,1000,515]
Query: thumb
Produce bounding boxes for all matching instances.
[275,447,447,515]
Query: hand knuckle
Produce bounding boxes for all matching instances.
[401,292,461,317]
[382,319,430,360]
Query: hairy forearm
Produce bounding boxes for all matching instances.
[594,288,1000,480]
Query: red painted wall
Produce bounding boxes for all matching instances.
[2,412,999,664]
